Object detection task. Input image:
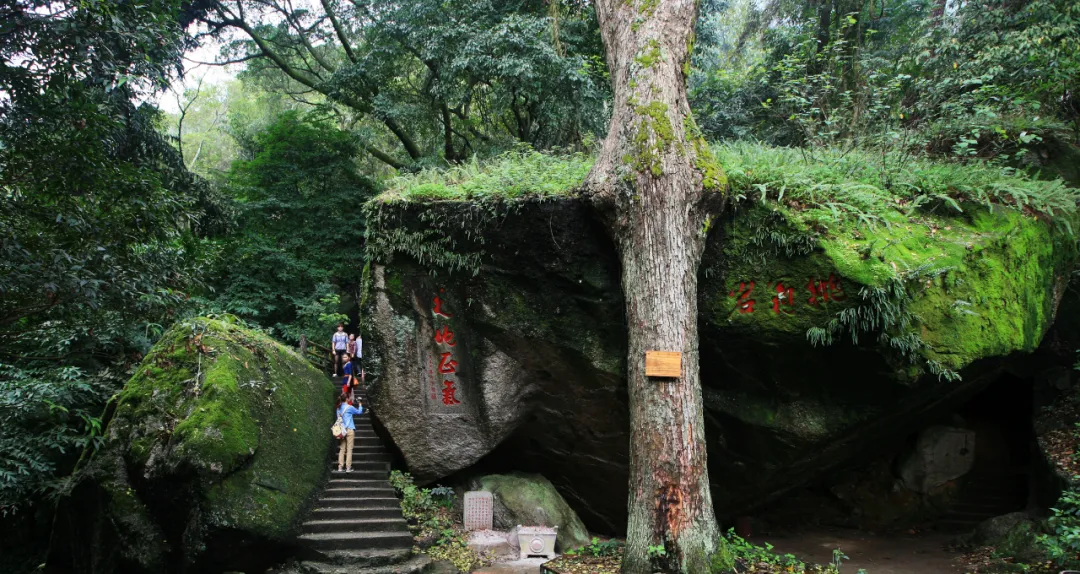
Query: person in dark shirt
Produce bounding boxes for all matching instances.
[341,353,355,395]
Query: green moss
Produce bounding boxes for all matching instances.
[637,0,659,16]
[475,473,591,551]
[101,317,335,560]
[685,117,727,192]
[627,100,674,177]
[634,39,661,68]
[709,186,1076,378]
[386,269,405,299]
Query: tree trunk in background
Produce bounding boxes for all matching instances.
[586,0,726,571]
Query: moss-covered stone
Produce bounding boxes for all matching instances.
[707,201,1075,377]
[364,152,1079,532]
[469,473,591,551]
[50,317,334,573]
[975,512,1044,562]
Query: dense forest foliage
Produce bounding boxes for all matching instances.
[1,0,1077,569]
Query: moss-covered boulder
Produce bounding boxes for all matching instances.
[466,473,590,551]
[974,512,1043,562]
[46,317,335,574]
[363,145,1078,533]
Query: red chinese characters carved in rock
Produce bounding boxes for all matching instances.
[437,352,458,374]
[434,325,456,346]
[432,294,453,318]
[807,274,847,305]
[441,379,461,406]
[728,281,756,314]
[431,290,461,407]
[772,282,795,314]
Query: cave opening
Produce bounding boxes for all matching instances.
[750,371,1038,537]
[935,372,1033,532]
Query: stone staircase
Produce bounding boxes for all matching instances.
[937,467,1028,533]
[279,385,428,574]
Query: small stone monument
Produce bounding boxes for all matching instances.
[517,525,558,559]
[463,491,493,531]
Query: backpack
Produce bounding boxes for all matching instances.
[331,409,346,439]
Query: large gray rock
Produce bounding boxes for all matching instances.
[465,473,591,552]
[974,512,1041,561]
[46,318,334,574]
[900,426,976,493]
[364,198,1074,533]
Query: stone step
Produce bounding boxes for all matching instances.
[329,439,383,449]
[311,507,403,520]
[290,554,430,574]
[298,531,414,551]
[315,497,400,510]
[337,426,376,433]
[330,472,389,482]
[348,446,389,454]
[313,548,413,567]
[329,486,392,496]
[303,517,409,534]
[329,462,388,472]
[349,441,383,449]
[325,479,389,488]
[328,453,392,464]
[323,488,396,499]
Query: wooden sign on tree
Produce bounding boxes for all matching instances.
[645,351,682,378]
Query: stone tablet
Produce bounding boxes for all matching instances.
[463,491,493,531]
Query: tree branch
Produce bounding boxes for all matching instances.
[275,0,337,74]
[321,0,357,63]
[216,7,321,89]
[364,145,407,169]
[184,53,263,66]
[382,117,422,160]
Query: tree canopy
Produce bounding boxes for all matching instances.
[199,0,610,168]
[0,0,217,541]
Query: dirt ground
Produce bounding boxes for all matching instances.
[472,529,966,574]
[767,528,961,574]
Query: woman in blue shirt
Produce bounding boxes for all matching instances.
[336,393,364,472]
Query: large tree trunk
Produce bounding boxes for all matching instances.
[586,0,725,572]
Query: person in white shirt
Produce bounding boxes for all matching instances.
[331,324,348,376]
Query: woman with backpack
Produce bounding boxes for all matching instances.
[333,393,364,472]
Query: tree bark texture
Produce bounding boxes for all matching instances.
[586,0,725,572]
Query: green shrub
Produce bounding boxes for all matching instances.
[566,536,624,557]
[1037,485,1080,568]
[711,529,862,574]
[388,471,486,572]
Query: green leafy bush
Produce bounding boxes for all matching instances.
[388,471,486,572]
[1037,485,1080,568]
[710,529,861,573]
[567,536,624,557]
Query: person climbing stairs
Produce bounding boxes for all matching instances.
[282,385,428,573]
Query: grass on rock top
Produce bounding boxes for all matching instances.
[379,143,1079,226]
[380,147,594,201]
